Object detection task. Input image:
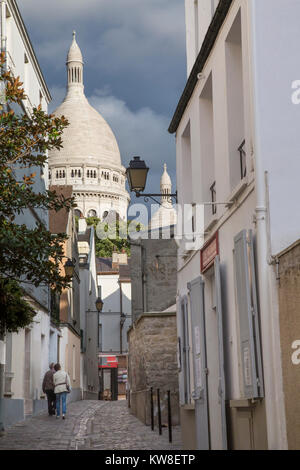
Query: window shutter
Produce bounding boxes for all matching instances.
[214,255,228,449]
[234,230,264,398]
[179,297,191,405]
[188,277,209,450]
[178,298,185,405]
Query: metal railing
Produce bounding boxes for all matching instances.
[150,387,173,443]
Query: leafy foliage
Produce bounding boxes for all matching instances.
[0,278,36,336]
[86,217,143,257]
[0,52,75,332]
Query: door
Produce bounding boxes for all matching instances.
[188,277,210,450]
[214,256,228,449]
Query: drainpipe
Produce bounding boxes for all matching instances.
[249,1,287,450]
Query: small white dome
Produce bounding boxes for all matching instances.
[161,163,171,186]
[67,31,83,64]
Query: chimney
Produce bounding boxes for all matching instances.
[78,216,87,234]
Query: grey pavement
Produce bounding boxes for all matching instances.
[0,400,182,450]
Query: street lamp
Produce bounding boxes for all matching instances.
[126,156,177,206]
[95,297,104,313]
[126,156,149,193]
[64,258,75,277]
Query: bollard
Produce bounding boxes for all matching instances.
[157,388,162,435]
[150,387,154,431]
[167,390,172,443]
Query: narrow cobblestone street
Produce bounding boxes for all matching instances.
[0,400,182,450]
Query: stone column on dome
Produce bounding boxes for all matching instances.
[82,164,86,185]
[66,164,70,184]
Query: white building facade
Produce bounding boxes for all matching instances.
[169,0,300,450]
[48,33,130,221]
[0,0,53,427]
[77,218,99,400]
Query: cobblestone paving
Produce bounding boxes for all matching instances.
[0,400,182,450]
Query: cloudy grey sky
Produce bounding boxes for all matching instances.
[17,0,186,202]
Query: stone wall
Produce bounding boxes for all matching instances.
[277,239,300,450]
[128,313,179,426]
[130,235,177,322]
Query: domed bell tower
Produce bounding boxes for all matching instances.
[67,31,84,91]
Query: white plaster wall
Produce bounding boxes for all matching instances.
[98,274,120,312]
[250,0,300,255]
[185,0,221,76]
[10,331,25,400]
[121,282,131,315]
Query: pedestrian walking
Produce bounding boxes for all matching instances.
[42,363,56,416]
[53,363,71,419]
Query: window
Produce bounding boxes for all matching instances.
[199,73,216,224]
[72,345,76,381]
[71,170,74,178]
[56,171,58,179]
[94,171,96,178]
[88,209,97,218]
[48,171,51,180]
[210,182,216,215]
[225,10,246,189]
[87,170,90,178]
[238,139,246,180]
[78,170,81,177]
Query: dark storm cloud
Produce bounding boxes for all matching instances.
[17,0,186,194]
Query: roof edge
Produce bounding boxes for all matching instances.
[168,0,233,134]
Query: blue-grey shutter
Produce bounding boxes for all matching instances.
[234,230,264,398]
[183,297,191,404]
[248,231,264,397]
[188,277,210,450]
[214,256,228,449]
[178,297,190,405]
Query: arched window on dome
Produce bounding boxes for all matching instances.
[74,209,82,218]
[102,211,108,220]
[87,209,97,218]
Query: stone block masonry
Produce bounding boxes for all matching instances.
[277,239,300,450]
[128,313,179,427]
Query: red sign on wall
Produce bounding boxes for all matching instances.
[200,232,219,273]
[99,356,118,369]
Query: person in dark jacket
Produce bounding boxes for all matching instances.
[42,363,56,416]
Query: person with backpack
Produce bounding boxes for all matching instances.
[42,363,56,416]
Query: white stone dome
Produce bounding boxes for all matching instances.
[50,92,122,167]
[49,33,122,168]
[161,163,171,186]
[48,33,130,222]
